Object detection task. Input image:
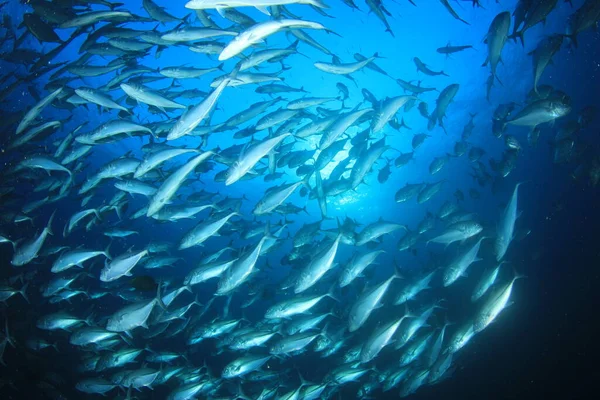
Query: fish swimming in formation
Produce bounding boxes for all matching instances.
[0,1,593,399]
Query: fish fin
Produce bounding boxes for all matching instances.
[215,7,227,17]
[255,6,270,15]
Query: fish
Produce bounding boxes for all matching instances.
[100,249,148,282]
[529,35,564,94]
[510,0,559,46]
[442,236,485,287]
[222,354,271,379]
[439,0,470,25]
[253,181,306,215]
[166,73,233,140]
[472,262,504,302]
[349,271,399,332]
[147,152,213,217]
[16,88,63,135]
[314,54,378,75]
[473,272,526,333]
[106,284,166,332]
[219,19,327,61]
[294,233,342,293]
[225,133,291,185]
[121,83,186,111]
[52,247,111,273]
[414,57,449,77]
[428,84,459,132]
[427,220,483,247]
[483,12,511,79]
[436,43,474,55]
[339,250,385,287]
[143,0,181,22]
[356,218,406,246]
[12,212,55,266]
[495,183,524,261]
[371,95,417,133]
[59,11,134,29]
[184,0,329,14]
[217,234,270,295]
[360,310,412,363]
[506,100,571,129]
[365,0,395,36]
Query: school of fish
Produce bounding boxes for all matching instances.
[0,0,598,399]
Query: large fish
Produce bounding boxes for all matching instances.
[314,54,377,75]
[185,0,329,14]
[179,212,240,249]
[495,183,524,261]
[427,84,459,132]
[219,19,327,61]
[121,83,186,111]
[529,35,564,93]
[294,233,342,293]
[222,354,271,379]
[360,311,412,363]
[52,248,110,273]
[225,133,291,185]
[473,272,526,333]
[427,220,483,247]
[511,0,559,46]
[265,291,335,319]
[339,250,384,288]
[253,181,306,215]
[216,234,270,295]
[16,87,62,135]
[11,212,55,266]
[167,75,232,140]
[506,100,571,128]
[146,152,213,217]
[106,285,165,332]
[483,12,510,79]
[348,272,399,332]
[442,236,485,287]
[100,249,148,282]
[371,95,417,133]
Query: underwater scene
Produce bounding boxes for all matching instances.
[0,0,599,399]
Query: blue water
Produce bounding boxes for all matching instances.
[1,0,599,399]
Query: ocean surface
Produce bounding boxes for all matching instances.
[0,0,599,399]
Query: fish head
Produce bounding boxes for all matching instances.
[264,305,283,319]
[218,36,245,62]
[442,268,457,287]
[472,223,484,235]
[224,162,244,186]
[269,342,284,354]
[99,268,110,282]
[549,101,572,118]
[221,363,241,379]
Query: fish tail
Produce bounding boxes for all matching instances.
[509,31,525,47]
[19,282,29,303]
[46,210,56,236]
[4,320,15,348]
[565,33,578,49]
